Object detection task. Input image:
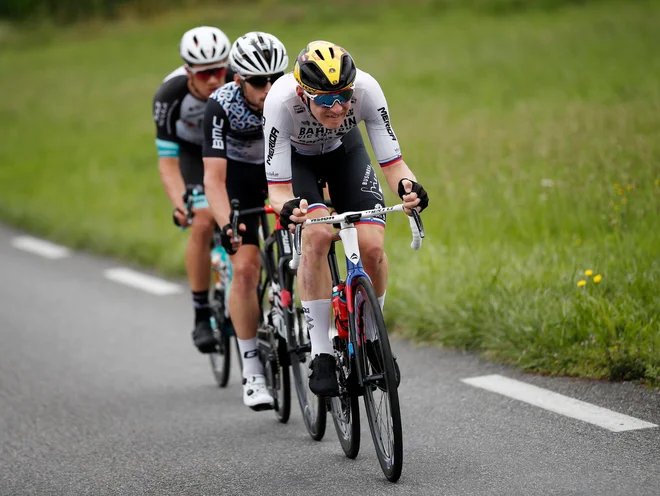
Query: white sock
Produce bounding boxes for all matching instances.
[302,299,334,356]
[237,337,263,378]
[378,291,386,312]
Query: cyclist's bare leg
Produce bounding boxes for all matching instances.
[356,223,388,342]
[228,245,261,339]
[298,209,334,357]
[186,207,214,292]
[228,244,264,376]
[355,223,388,298]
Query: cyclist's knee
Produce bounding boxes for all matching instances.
[359,234,385,268]
[302,224,333,257]
[231,250,261,289]
[191,208,215,235]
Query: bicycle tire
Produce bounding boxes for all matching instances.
[351,276,403,482]
[271,335,291,423]
[288,301,327,440]
[329,391,360,458]
[209,291,231,388]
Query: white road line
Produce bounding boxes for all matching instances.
[104,268,183,296]
[461,374,658,432]
[12,236,71,259]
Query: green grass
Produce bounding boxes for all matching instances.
[1,0,658,385]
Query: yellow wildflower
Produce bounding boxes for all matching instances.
[655,179,659,186]
[621,197,628,205]
[627,184,634,191]
[617,188,624,195]
[577,280,587,287]
[593,275,602,283]
[585,270,593,277]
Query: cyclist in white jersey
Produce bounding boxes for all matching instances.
[262,40,429,396]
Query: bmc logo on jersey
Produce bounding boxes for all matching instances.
[212,116,224,150]
[377,106,397,141]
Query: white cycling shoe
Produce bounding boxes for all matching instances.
[242,374,274,411]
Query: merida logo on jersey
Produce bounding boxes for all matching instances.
[377,107,397,141]
[266,127,279,165]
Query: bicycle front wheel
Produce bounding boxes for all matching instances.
[352,276,403,482]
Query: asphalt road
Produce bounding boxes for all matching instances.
[1,224,658,495]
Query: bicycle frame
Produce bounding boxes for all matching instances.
[290,204,424,375]
[230,200,294,337]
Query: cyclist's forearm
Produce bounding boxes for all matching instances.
[381,159,417,195]
[203,157,231,226]
[158,157,186,209]
[268,183,296,214]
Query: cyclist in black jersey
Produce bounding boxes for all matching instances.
[152,26,234,354]
[202,32,292,410]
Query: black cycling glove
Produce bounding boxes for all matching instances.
[172,207,188,227]
[397,178,429,212]
[219,224,238,255]
[279,198,302,229]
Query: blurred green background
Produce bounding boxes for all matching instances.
[1,0,658,385]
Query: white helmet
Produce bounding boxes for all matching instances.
[179,26,231,67]
[229,32,289,77]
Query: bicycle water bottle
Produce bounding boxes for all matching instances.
[212,245,232,318]
[332,283,349,339]
[211,246,226,291]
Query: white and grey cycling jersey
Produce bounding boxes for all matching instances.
[262,69,403,183]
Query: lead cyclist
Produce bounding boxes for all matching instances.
[262,40,430,397]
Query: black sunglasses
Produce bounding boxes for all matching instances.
[244,72,285,89]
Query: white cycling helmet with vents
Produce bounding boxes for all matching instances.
[229,31,289,77]
[179,26,231,67]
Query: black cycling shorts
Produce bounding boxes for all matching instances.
[291,126,386,226]
[226,159,268,247]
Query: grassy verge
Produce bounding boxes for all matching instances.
[0,0,658,385]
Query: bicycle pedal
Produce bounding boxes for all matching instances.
[249,402,275,412]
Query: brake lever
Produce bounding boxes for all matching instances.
[412,209,425,238]
[230,199,240,243]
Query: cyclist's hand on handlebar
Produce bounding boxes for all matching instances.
[220,223,246,254]
[398,178,429,215]
[280,198,308,232]
[172,207,191,228]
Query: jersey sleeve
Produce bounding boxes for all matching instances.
[263,94,293,184]
[360,74,403,167]
[202,98,230,159]
[152,81,182,157]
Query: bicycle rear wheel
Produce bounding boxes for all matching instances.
[287,281,326,440]
[272,334,291,423]
[329,354,360,458]
[209,290,231,388]
[352,276,403,482]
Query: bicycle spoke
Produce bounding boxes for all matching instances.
[352,276,403,481]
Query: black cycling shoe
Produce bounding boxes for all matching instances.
[366,339,401,389]
[192,320,217,354]
[308,353,340,397]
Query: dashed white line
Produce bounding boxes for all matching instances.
[461,374,657,432]
[104,268,183,296]
[12,236,71,259]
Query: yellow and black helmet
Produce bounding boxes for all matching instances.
[293,40,357,94]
